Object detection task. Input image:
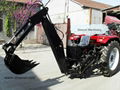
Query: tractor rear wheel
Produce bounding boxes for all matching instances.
[100,41,120,77]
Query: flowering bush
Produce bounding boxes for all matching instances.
[13,0,41,25]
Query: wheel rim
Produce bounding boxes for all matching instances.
[109,47,119,71]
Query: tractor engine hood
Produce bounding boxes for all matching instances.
[71,24,109,36]
[69,34,119,45]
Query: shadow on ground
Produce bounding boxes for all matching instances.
[0,56,64,90]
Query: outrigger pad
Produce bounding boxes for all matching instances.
[4,54,39,74]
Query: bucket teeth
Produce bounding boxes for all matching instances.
[4,54,39,74]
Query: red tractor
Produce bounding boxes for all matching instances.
[2,0,120,78]
[67,15,120,78]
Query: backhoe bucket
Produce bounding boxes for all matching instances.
[4,54,39,74]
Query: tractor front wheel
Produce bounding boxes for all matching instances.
[100,41,120,77]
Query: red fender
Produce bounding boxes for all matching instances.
[91,35,119,44]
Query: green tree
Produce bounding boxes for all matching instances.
[0,0,18,36]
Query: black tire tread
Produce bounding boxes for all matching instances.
[100,40,120,77]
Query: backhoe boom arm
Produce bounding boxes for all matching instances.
[2,7,68,74]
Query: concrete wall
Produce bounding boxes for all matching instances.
[24,23,67,47]
[68,1,90,25]
[24,24,49,44]
[47,0,91,25]
[47,0,67,23]
[55,23,67,47]
[35,24,49,45]
[91,9,103,24]
[68,0,90,33]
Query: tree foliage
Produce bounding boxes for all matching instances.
[0,0,17,16]
[13,0,41,25]
[0,0,18,36]
[0,0,40,36]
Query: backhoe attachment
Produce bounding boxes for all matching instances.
[2,7,68,74]
[2,20,40,74]
[2,7,48,74]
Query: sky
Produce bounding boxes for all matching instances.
[93,0,120,6]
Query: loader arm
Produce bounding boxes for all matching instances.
[2,7,68,74]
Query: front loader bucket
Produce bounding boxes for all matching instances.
[4,54,39,74]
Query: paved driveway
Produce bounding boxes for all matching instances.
[0,45,120,90]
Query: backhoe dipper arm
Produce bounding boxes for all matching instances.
[3,7,68,74]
